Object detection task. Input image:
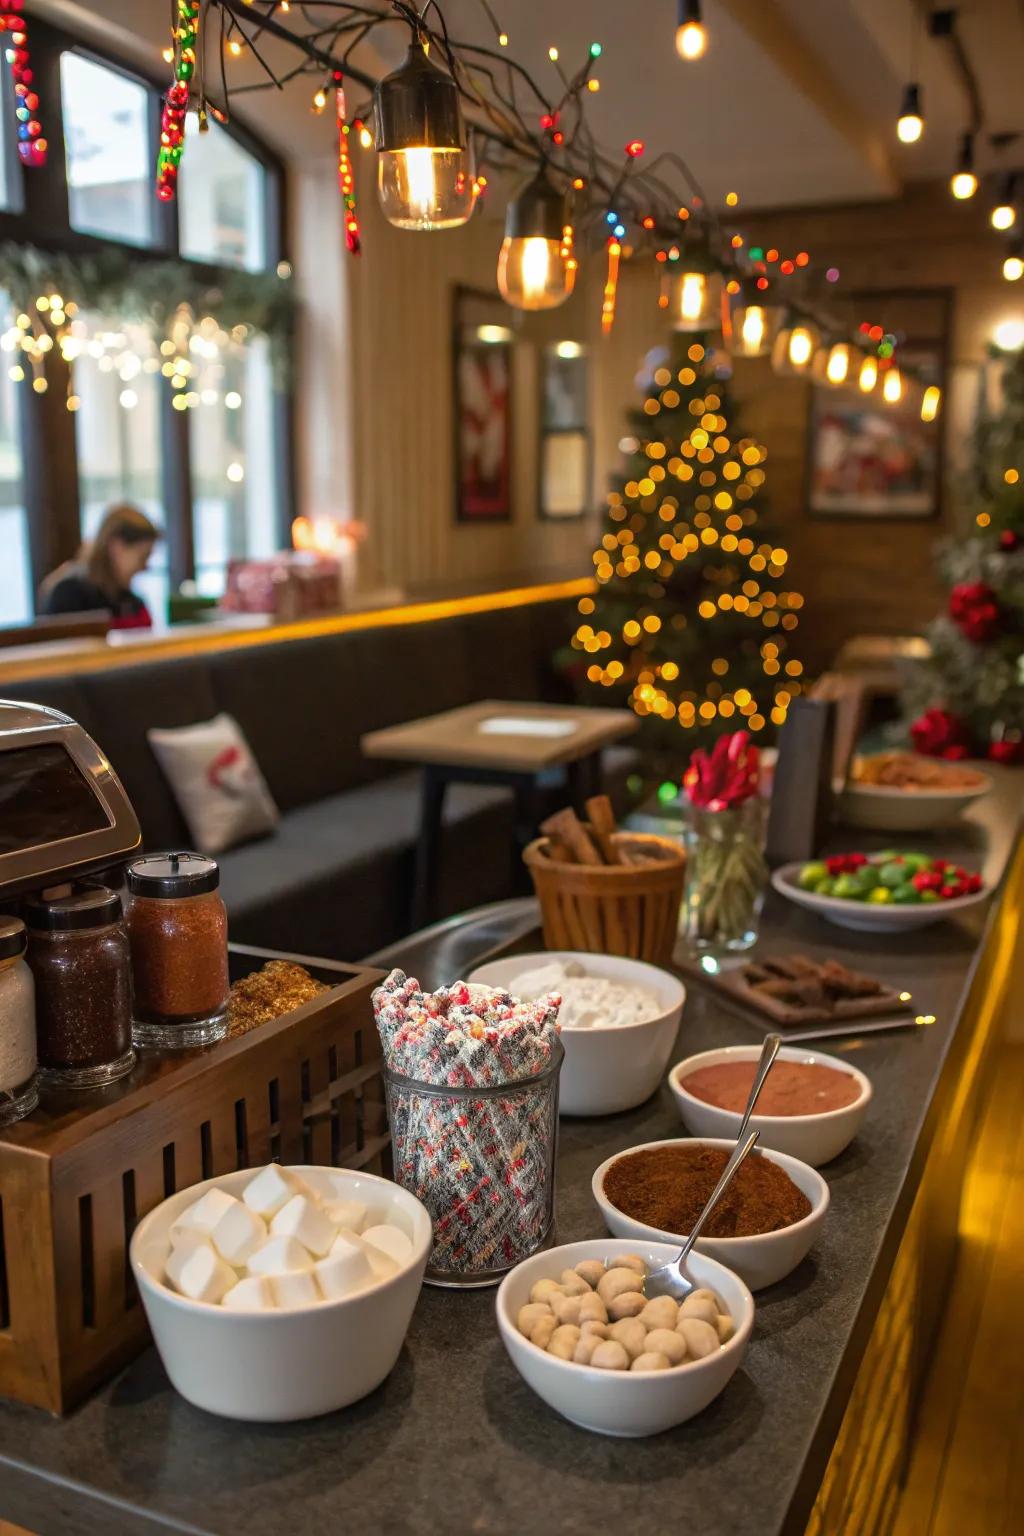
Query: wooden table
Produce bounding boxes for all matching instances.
[361,700,638,926]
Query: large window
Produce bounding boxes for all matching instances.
[61,54,154,247]
[0,25,289,627]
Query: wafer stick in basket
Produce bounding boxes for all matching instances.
[540,807,602,866]
[585,794,622,864]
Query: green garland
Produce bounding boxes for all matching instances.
[0,241,295,358]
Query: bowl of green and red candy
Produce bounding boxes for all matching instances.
[797,851,984,906]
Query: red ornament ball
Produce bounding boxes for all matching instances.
[949,580,1001,643]
[999,529,1020,552]
[910,707,973,759]
[988,737,1024,765]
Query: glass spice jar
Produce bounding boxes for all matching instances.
[0,915,38,1127]
[26,888,135,1089]
[126,853,229,1049]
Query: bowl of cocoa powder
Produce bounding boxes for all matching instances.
[592,1137,829,1292]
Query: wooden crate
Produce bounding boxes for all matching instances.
[0,947,386,1414]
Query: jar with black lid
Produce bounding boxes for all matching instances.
[26,888,135,1089]
[0,915,37,1126]
[126,853,229,1049]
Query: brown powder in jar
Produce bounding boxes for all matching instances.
[603,1143,812,1238]
[228,961,330,1036]
[128,893,229,1024]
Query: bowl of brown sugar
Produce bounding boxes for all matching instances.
[592,1138,829,1291]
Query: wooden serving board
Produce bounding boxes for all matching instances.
[677,954,913,1028]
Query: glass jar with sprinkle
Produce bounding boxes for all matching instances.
[126,853,229,1049]
[26,888,135,1089]
[0,915,37,1126]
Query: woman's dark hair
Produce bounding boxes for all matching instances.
[84,504,161,599]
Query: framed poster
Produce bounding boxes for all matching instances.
[539,342,590,519]
[453,287,512,522]
[807,290,950,521]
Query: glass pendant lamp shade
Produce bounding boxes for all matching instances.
[812,340,853,387]
[726,279,785,358]
[881,366,904,404]
[921,384,941,422]
[496,170,576,310]
[373,43,473,230]
[771,319,820,377]
[858,354,879,393]
[663,268,722,331]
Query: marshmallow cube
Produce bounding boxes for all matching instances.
[211,1201,267,1267]
[166,1242,238,1304]
[270,1194,337,1258]
[242,1164,312,1219]
[173,1187,239,1236]
[315,1238,376,1300]
[169,1227,210,1258]
[222,1275,276,1313]
[246,1234,312,1276]
[271,1269,321,1309]
[322,1198,367,1233]
[361,1223,413,1272]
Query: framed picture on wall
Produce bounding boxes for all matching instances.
[453,287,513,523]
[807,290,950,520]
[539,342,590,519]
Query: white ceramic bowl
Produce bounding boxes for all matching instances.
[668,1044,872,1167]
[496,1237,753,1437]
[592,1138,829,1291]
[771,861,990,932]
[839,774,990,833]
[130,1165,432,1421]
[467,951,684,1116]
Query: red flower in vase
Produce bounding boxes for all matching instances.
[949,581,1001,643]
[910,707,973,760]
[684,730,760,811]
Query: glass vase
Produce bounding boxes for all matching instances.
[382,1038,563,1288]
[681,797,768,954]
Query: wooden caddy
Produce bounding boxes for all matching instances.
[0,948,386,1414]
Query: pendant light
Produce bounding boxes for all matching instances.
[858,354,879,393]
[726,278,785,358]
[881,366,904,405]
[496,169,576,310]
[812,340,853,388]
[921,385,941,423]
[896,83,924,144]
[373,40,473,230]
[675,0,707,60]
[662,266,721,331]
[991,175,1017,231]
[950,132,978,201]
[772,318,820,377]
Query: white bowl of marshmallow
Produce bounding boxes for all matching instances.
[130,1163,431,1421]
[468,952,685,1116]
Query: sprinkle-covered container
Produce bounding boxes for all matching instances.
[126,853,229,1050]
[374,970,563,1287]
[0,915,37,1127]
[26,888,135,1089]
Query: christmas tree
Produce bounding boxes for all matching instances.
[904,346,1024,764]
[569,335,805,758]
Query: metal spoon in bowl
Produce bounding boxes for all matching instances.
[735,1031,781,1140]
[643,1129,760,1301]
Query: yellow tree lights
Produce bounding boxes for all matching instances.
[572,341,804,745]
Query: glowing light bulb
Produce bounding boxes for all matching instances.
[378,145,472,230]
[992,204,1016,231]
[858,355,878,392]
[825,342,851,385]
[993,318,1024,351]
[497,170,576,310]
[788,327,814,367]
[358,122,372,149]
[741,306,766,352]
[951,170,978,200]
[896,83,923,143]
[882,367,903,404]
[676,22,706,59]
[921,385,941,422]
[1003,253,1024,282]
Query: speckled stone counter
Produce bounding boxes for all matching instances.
[0,770,1020,1536]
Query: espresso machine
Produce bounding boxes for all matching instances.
[0,699,142,899]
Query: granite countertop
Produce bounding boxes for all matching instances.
[0,770,1020,1536]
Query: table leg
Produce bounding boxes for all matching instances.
[567,752,603,813]
[411,767,447,930]
[512,776,543,893]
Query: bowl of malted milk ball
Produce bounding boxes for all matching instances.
[468,953,685,1116]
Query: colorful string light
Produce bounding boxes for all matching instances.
[156,0,200,202]
[335,75,360,254]
[601,239,622,335]
[1,1,45,167]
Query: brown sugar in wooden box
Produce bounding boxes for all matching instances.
[0,949,387,1414]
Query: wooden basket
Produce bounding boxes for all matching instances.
[0,946,385,1414]
[523,831,686,966]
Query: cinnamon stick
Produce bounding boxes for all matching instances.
[585,795,622,865]
[540,808,602,866]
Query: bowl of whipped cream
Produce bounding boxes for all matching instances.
[467,953,685,1116]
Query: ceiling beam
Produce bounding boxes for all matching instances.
[721,0,901,197]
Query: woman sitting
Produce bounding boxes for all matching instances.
[39,504,161,630]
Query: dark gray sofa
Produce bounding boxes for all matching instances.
[4,597,634,960]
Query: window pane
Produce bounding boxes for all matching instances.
[61,53,153,247]
[178,116,267,272]
[71,318,168,625]
[0,363,30,624]
[191,336,278,595]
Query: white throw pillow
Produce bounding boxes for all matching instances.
[147,713,279,855]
